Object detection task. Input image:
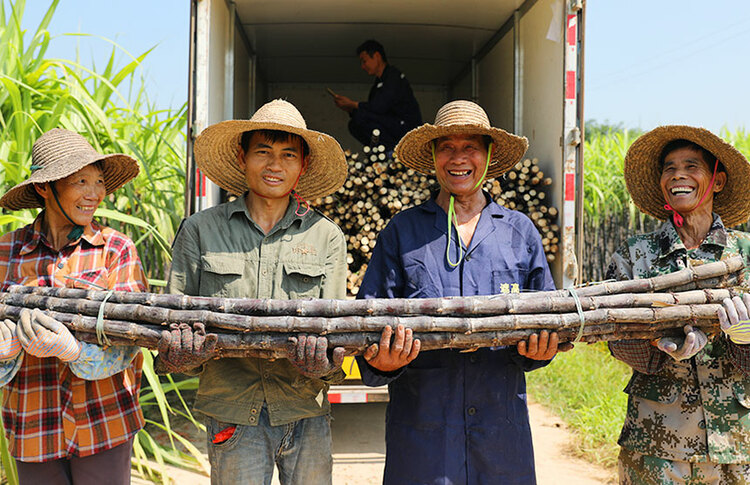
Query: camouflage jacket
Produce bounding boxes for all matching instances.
[607,215,750,463]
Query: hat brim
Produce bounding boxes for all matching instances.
[194,120,347,200]
[394,124,529,178]
[0,152,139,211]
[624,125,750,228]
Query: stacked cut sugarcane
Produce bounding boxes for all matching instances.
[0,257,744,359]
[312,150,559,295]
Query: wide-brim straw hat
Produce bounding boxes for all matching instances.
[394,100,528,178]
[194,99,347,200]
[0,128,139,211]
[624,125,750,227]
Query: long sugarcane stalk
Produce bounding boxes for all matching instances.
[1,256,743,319]
[0,298,723,349]
[0,288,738,325]
[73,320,714,359]
[0,292,727,334]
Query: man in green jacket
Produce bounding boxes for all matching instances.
[156,99,349,484]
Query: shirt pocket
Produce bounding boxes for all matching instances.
[624,372,681,404]
[66,268,109,290]
[281,261,325,299]
[491,269,528,294]
[200,254,244,297]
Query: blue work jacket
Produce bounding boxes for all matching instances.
[356,195,555,485]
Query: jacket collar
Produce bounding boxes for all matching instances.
[655,213,727,260]
[229,193,308,234]
[20,211,104,255]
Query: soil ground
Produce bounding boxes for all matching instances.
[134,399,615,484]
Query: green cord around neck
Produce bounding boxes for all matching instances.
[433,141,492,267]
[50,183,84,241]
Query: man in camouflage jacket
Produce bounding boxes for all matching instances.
[609,215,750,469]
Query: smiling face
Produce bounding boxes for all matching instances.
[35,163,106,227]
[659,146,727,215]
[238,131,307,201]
[433,134,490,198]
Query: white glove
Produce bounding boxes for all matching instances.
[656,325,708,361]
[717,295,750,345]
[16,309,81,362]
[0,319,21,361]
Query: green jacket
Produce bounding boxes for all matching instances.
[608,215,750,463]
[167,195,347,426]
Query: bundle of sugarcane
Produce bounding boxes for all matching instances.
[312,149,559,295]
[0,257,744,359]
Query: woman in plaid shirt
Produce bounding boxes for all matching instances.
[0,129,147,484]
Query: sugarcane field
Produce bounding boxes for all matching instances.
[2,1,750,485]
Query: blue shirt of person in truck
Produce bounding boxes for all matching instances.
[355,100,571,485]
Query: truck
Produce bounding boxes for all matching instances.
[185,0,586,402]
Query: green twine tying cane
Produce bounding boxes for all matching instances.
[96,290,114,347]
[64,276,111,346]
[432,141,493,267]
[568,287,586,343]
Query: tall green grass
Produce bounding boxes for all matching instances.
[0,1,199,483]
[527,343,630,469]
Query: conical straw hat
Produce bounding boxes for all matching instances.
[194,99,347,200]
[624,125,750,227]
[394,100,528,178]
[0,128,139,211]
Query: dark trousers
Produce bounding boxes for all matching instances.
[15,437,134,485]
[348,109,406,151]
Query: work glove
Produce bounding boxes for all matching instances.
[155,322,218,374]
[287,334,345,379]
[656,325,708,361]
[0,319,22,361]
[717,295,750,344]
[16,308,81,362]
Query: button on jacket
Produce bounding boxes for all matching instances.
[356,195,555,485]
[608,216,750,463]
[167,195,347,427]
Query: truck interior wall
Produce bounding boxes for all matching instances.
[477,33,514,132]
[266,83,447,151]
[519,0,564,281]
[233,27,251,119]
[449,72,472,102]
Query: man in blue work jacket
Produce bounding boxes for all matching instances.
[355,100,572,485]
[331,39,422,151]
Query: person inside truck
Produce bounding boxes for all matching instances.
[354,100,572,484]
[0,128,147,485]
[154,99,350,485]
[331,39,423,152]
[607,126,750,484]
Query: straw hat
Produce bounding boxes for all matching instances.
[193,99,347,200]
[624,125,750,227]
[394,100,528,178]
[0,129,139,211]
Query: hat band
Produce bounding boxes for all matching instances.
[50,183,84,241]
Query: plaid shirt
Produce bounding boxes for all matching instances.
[0,213,147,462]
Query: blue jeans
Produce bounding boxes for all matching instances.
[206,406,333,485]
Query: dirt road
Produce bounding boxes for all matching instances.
[145,400,614,484]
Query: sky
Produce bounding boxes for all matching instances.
[19,0,750,134]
